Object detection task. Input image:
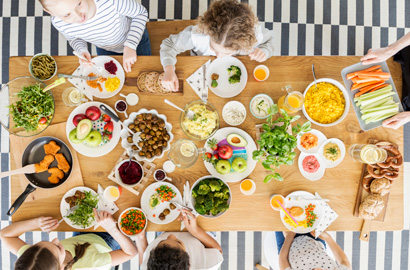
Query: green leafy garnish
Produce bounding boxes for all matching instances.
[67,191,99,228]
[326,147,339,156]
[252,106,311,182]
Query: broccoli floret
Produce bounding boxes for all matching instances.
[203,179,210,185]
[195,195,205,204]
[214,192,225,199]
[206,192,214,199]
[204,197,214,211]
[192,187,199,198]
[221,185,229,194]
[210,206,219,216]
[213,197,224,207]
[223,193,230,200]
[228,75,241,84]
[209,180,222,192]
[195,203,207,215]
[227,65,241,76]
[217,202,230,212]
[197,184,211,195]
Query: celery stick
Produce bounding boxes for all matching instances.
[360,98,394,110]
[361,107,398,120]
[365,112,398,124]
[359,92,395,107]
[354,86,392,102]
[361,104,398,114]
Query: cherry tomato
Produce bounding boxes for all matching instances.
[39,117,47,124]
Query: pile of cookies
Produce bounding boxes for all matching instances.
[137,71,177,94]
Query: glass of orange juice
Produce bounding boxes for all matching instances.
[240,179,256,195]
[270,194,285,211]
[253,65,270,82]
[277,85,304,114]
[104,186,122,202]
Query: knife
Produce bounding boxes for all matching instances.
[58,74,98,80]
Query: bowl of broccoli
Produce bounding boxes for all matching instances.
[191,175,231,218]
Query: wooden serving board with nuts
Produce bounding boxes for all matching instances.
[354,139,402,241]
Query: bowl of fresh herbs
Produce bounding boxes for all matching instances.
[252,105,311,182]
[0,76,55,137]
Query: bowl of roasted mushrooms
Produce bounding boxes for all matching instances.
[120,109,173,162]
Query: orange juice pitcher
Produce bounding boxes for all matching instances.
[277,85,304,114]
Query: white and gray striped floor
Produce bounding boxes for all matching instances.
[1,0,410,269]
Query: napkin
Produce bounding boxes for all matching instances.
[186,59,211,101]
[314,192,339,237]
[68,65,94,101]
[180,181,198,231]
[94,184,120,230]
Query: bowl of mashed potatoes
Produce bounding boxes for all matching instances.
[181,100,220,141]
[302,78,349,126]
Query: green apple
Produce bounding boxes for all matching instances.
[215,160,231,175]
[85,130,102,147]
[69,128,84,144]
[232,157,247,173]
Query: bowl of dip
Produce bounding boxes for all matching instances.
[115,160,144,187]
[222,101,246,126]
[250,94,274,119]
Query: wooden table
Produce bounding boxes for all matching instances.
[9,56,404,231]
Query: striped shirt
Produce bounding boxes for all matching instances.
[52,0,148,54]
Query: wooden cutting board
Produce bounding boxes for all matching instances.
[10,122,84,201]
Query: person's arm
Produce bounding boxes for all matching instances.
[179,209,222,254]
[251,25,274,61]
[0,217,59,254]
[320,232,351,269]
[278,232,294,270]
[94,210,139,266]
[361,32,410,65]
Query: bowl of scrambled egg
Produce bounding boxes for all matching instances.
[181,100,220,141]
[302,78,349,127]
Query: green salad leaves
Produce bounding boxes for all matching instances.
[67,191,99,228]
[9,84,54,132]
[252,105,311,182]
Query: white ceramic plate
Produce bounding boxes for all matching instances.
[222,101,247,126]
[203,127,257,183]
[118,207,147,237]
[206,56,248,98]
[68,56,125,99]
[280,191,323,233]
[140,182,183,225]
[66,101,121,157]
[297,129,327,154]
[302,78,350,127]
[298,152,326,181]
[318,138,346,168]
[120,109,173,163]
[60,187,103,230]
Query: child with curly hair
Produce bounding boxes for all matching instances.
[160,0,274,91]
[39,0,151,72]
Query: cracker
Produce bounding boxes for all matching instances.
[157,73,172,94]
[137,72,149,92]
[145,72,160,93]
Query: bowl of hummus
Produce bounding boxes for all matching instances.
[318,138,346,168]
[298,153,325,181]
[250,94,274,119]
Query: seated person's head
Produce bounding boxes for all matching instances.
[15,238,89,270]
[39,0,95,24]
[147,234,190,270]
[197,0,258,57]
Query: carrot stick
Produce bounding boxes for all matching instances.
[354,77,383,84]
[360,65,382,72]
[354,82,387,97]
[351,80,383,91]
[369,83,389,93]
[346,65,382,79]
[353,71,390,77]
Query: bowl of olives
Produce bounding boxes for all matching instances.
[120,109,173,162]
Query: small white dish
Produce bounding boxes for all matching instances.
[163,160,176,173]
[115,100,128,118]
[118,207,147,237]
[103,186,121,202]
[318,138,346,168]
[120,93,139,106]
[297,129,327,154]
[249,94,274,119]
[253,65,270,82]
[298,153,325,181]
[239,179,256,195]
[222,101,246,126]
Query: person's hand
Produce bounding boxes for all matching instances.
[162,66,179,91]
[248,48,267,62]
[94,209,117,232]
[79,51,92,67]
[179,209,199,235]
[283,231,296,239]
[310,231,330,241]
[360,47,393,65]
[382,112,410,129]
[37,217,59,233]
[123,46,137,73]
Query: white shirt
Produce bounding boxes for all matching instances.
[52,0,148,54]
[141,232,223,270]
[160,24,274,68]
[285,236,350,270]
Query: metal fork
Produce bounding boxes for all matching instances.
[58,205,80,223]
[171,201,193,212]
[202,64,208,101]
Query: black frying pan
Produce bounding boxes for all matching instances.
[8,136,73,216]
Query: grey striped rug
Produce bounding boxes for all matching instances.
[1,0,409,269]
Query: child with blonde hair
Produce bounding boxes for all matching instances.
[39,0,151,72]
[160,0,274,91]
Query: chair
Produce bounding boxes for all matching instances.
[263,232,335,270]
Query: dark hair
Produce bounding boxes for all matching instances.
[147,244,190,270]
[15,242,91,270]
[197,0,258,51]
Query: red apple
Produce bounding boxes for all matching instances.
[72,114,87,127]
[85,106,101,121]
[217,145,233,160]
